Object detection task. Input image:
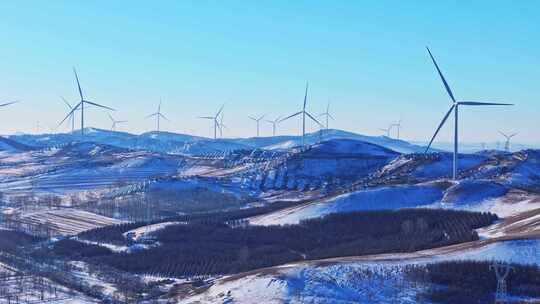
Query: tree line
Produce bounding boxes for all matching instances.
[405,260,540,304]
[67,209,497,278]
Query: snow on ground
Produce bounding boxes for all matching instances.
[182,239,540,304]
[70,261,119,299]
[124,221,181,241]
[251,183,444,226]
[19,209,122,235]
[441,180,508,205]
[412,153,487,179]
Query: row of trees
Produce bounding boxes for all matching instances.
[73,209,496,278]
[81,186,245,222]
[78,200,300,245]
[405,260,540,303]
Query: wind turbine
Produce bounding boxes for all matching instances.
[318,101,334,130]
[109,114,127,131]
[265,116,281,136]
[59,68,115,137]
[218,112,228,137]
[60,96,78,133]
[280,83,323,147]
[146,99,169,134]
[379,126,392,137]
[199,104,224,139]
[249,114,265,137]
[499,131,517,152]
[424,47,513,180]
[392,119,402,139]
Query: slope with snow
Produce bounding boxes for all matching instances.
[8,128,429,156]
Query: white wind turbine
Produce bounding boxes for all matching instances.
[379,125,392,137]
[199,104,224,139]
[218,112,227,137]
[109,114,127,131]
[146,99,169,134]
[60,96,78,133]
[59,68,115,137]
[424,47,513,180]
[392,119,402,139]
[280,83,323,147]
[265,116,281,136]
[499,131,517,152]
[318,101,335,130]
[249,114,265,137]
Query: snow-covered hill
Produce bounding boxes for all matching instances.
[8,128,429,155]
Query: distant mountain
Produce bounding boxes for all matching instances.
[8,128,430,155]
[0,136,34,152]
[412,141,540,153]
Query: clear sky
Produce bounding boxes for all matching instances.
[0,1,538,143]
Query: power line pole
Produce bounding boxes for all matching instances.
[490,261,514,304]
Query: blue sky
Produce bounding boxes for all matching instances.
[0,1,538,143]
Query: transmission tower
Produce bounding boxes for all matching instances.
[490,261,514,304]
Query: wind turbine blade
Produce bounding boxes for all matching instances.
[458,101,514,106]
[84,100,116,111]
[60,96,73,109]
[146,113,158,118]
[498,131,509,139]
[73,68,84,100]
[328,113,335,120]
[305,111,324,127]
[0,100,19,107]
[279,111,302,122]
[58,102,82,126]
[215,104,225,117]
[108,113,114,122]
[426,47,456,103]
[258,114,266,121]
[248,116,257,121]
[199,116,214,120]
[159,113,170,121]
[303,82,309,110]
[425,105,455,153]
[117,120,128,123]
[509,133,518,138]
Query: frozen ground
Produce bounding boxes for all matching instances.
[181,239,540,304]
[18,209,122,235]
[251,183,445,225]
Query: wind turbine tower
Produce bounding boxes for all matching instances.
[59,68,115,137]
[392,120,402,139]
[218,112,227,137]
[424,47,513,180]
[199,104,224,140]
[265,117,281,136]
[319,101,334,130]
[499,131,517,152]
[280,83,323,148]
[249,114,265,137]
[379,125,392,137]
[146,99,169,134]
